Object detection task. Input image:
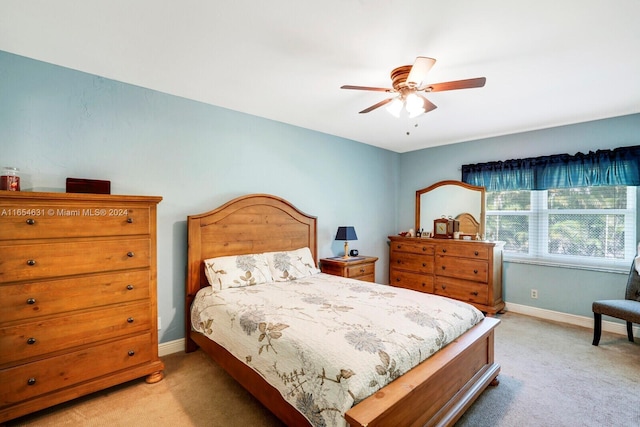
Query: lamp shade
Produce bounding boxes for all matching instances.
[335,226,357,241]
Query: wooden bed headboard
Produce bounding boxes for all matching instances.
[185,194,317,350]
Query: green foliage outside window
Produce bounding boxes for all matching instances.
[486,186,634,263]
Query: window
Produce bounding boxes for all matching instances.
[486,186,636,270]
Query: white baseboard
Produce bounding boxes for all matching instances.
[505,302,639,337]
[158,338,185,357]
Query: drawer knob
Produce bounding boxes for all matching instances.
[442,249,447,253]
[422,247,427,251]
[473,269,478,274]
[396,278,401,282]
[397,244,402,249]
[127,252,135,258]
[441,284,447,290]
[127,317,134,323]
[422,263,427,267]
[27,337,37,345]
[128,350,135,356]
[27,378,37,386]
[474,251,479,256]
[26,298,36,305]
[127,284,134,290]
[26,259,36,266]
[127,218,134,223]
[26,218,36,225]
[359,268,365,273]
[472,291,479,296]
[441,266,446,270]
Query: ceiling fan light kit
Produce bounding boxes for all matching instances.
[341,56,486,118]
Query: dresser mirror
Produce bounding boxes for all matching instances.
[416,180,486,237]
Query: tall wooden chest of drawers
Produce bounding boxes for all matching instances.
[389,236,504,314]
[0,191,164,423]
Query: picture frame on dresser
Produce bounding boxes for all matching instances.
[0,191,164,424]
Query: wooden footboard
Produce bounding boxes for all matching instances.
[190,317,499,427]
[345,316,500,427]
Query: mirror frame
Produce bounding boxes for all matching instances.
[415,180,486,237]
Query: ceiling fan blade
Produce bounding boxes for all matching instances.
[421,95,438,113]
[359,98,394,114]
[341,85,392,92]
[406,57,436,87]
[424,77,486,92]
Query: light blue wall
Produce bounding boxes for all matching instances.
[2,50,638,342]
[399,114,640,318]
[0,51,399,342]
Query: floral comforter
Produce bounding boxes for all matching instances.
[191,272,484,427]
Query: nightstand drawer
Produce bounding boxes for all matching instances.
[346,263,374,278]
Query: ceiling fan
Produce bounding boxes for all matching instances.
[341,57,486,118]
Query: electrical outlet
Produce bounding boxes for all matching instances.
[531,289,538,299]
[158,316,162,330]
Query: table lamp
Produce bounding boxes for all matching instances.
[335,226,357,259]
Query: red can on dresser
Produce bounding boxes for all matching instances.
[0,167,20,191]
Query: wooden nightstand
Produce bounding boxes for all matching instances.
[320,256,378,282]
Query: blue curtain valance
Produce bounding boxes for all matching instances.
[461,145,640,191]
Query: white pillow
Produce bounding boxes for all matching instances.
[265,247,320,281]
[204,253,273,290]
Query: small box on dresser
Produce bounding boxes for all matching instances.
[389,235,504,315]
[0,191,164,423]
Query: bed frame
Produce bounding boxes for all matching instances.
[185,194,500,427]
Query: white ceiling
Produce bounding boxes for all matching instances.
[1,1,639,153]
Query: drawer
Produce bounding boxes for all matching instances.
[390,241,434,256]
[0,301,151,366]
[0,205,150,240]
[390,270,434,293]
[0,270,150,323]
[390,252,433,274]
[0,238,150,282]
[345,263,374,279]
[0,333,153,406]
[435,276,489,305]
[435,256,488,283]
[435,243,489,260]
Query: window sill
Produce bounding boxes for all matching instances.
[504,256,630,274]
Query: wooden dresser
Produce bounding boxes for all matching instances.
[389,235,504,314]
[0,191,164,423]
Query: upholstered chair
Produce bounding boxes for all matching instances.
[592,260,640,346]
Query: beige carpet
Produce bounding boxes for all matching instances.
[7,312,640,427]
